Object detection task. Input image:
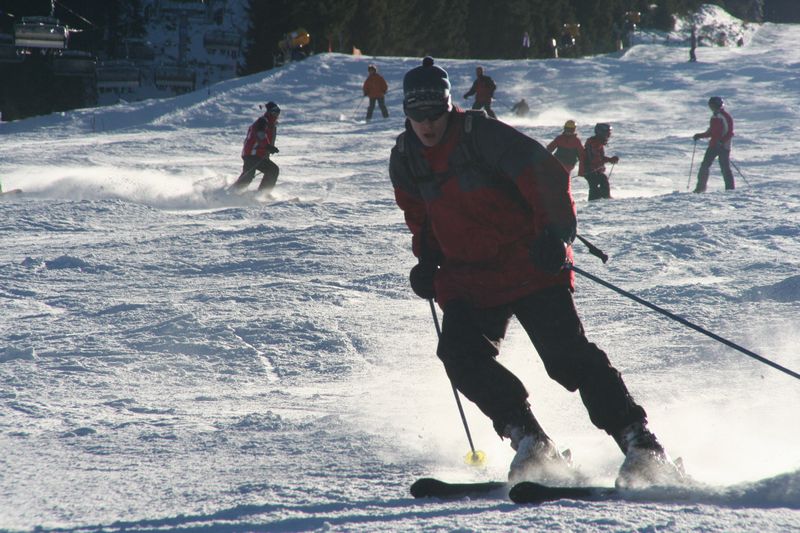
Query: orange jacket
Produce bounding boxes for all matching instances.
[363,72,388,98]
[547,133,585,175]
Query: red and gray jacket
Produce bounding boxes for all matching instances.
[389,109,576,308]
[697,108,734,150]
[241,115,278,158]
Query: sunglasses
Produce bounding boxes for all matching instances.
[269,108,280,115]
[405,105,448,123]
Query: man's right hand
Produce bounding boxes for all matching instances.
[529,230,568,275]
[409,261,437,299]
[693,133,702,141]
[268,145,279,154]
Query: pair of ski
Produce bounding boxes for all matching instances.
[411,477,618,504]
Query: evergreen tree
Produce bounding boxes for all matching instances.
[242,0,290,74]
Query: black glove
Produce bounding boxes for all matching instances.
[409,261,437,299]
[530,229,569,275]
[693,133,702,141]
[268,145,279,154]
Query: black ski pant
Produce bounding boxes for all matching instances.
[366,97,389,121]
[232,155,279,191]
[471,100,497,119]
[585,171,611,200]
[436,286,646,438]
[695,145,735,192]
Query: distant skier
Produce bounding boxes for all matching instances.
[692,96,735,192]
[689,26,697,62]
[390,59,684,488]
[463,66,497,119]
[521,31,531,58]
[546,120,586,176]
[510,98,530,117]
[230,102,280,193]
[362,64,389,122]
[583,123,619,200]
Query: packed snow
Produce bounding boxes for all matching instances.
[1,6,799,532]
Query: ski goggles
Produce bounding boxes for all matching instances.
[404,104,448,123]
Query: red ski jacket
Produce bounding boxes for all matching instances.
[463,75,496,105]
[390,109,576,308]
[583,136,613,174]
[241,115,278,158]
[697,108,734,149]
[547,133,586,175]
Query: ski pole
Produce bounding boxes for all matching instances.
[607,163,616,180]
[353,97,365,121]
[575,234,608,263]
[428,299,486,465]
[688,139,697,190]
[569,265,800,382]
[729,158,751,187]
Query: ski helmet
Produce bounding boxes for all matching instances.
[708,96,723,109]
[265,101,281,115]
[594,122,612,137]
[564,119,577,131]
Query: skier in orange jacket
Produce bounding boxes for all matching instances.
[362,64,389,122]
[547,120,586,176]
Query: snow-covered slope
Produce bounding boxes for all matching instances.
[1,8,799,533]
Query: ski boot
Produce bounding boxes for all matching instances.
[503,420,581,485]
[615,421,686,489]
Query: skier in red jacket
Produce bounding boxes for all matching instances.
[463,66,497,118]
[390,60,683,488]
[547,120,586,176]
[230,101,280,192]
[583,123,619,201]
[692,96,735,192]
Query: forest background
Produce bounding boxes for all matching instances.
[0,0,797,120]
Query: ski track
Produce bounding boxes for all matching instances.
[1,6,800,532]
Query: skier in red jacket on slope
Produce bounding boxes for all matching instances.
[547,120,586,176]
[463,66,497,119]
[692,96,735,192]
[389,59,684,488]
[230,101,281,192]
[583,123,619,201]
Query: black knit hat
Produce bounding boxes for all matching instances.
[403,62,451,109]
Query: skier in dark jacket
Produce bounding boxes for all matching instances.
[692,96,735,192]
[511,98,530,117]
[390,60,684,487]
[583,123,619,201]
[463,66,497,118]
[230,101,280,192]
